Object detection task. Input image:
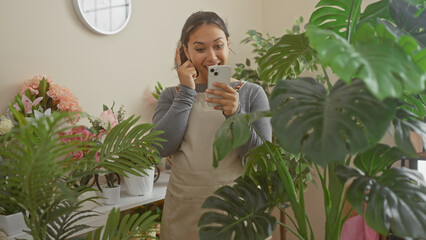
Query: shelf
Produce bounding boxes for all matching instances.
[7,171,170,239]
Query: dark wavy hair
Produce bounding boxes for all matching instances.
[176,11,230,66]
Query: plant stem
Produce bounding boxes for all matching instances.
[277,220,306,240]
[309,49,332,90]
[251,122,310,239]
[325,162,346,240]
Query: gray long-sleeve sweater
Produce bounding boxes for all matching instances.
[151,81,272,158]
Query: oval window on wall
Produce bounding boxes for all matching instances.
[72,0,131,35]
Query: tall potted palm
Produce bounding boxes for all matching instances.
[198,0,426,239]
[0,112,164,239]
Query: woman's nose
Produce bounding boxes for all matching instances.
[206,48,218,60]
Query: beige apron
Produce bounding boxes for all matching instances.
[161,91,243,240]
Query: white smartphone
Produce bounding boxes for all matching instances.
[207,65,231,107]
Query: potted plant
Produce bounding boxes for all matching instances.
[91,169,120,205]
[198,0,426,239]
[0,116,27,236]
[0,166,26,236]
[0,112,165,239]
[88,102,161,196]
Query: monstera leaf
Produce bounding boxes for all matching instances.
[199,175,276,240]
[258,33,316,83]
[353,144,405,176]
[358,0,391,26]
[270,77,397,166]
[306,26,426,100]
[336,165,426,239]
[310,0,362,40]
[389,0,426,46]
[393,108,426,156]
[213,111,267,167]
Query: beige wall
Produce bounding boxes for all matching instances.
[0,0,262,123]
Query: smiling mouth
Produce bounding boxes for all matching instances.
[204,63,221,70]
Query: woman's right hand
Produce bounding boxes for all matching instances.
[175,47,197,89]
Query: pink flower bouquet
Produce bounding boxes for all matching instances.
[9,75,82,125]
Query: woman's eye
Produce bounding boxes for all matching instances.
[215,44,224,49]
[195,48,205,53]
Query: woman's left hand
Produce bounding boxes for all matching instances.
[206,82,239,116]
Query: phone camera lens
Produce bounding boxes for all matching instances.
[214,72,219,76]
[210,68,215,72]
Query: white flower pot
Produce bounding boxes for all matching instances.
[102,185,120,205]
[123,167,155,196]
[0,212,26,236]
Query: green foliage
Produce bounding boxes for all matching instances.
[270,78,397,166]
[232,30,279,95]
[306,26,426,100]
[99,115,165,177]
[0,112,165,239]
[243,142,311,198]
[258,34,317,84]
[213,111,266,167]
[199,176,276,240]
[85,208,159,240]
[0,112,96,239]
[388,0,426,45]
[310,0,362,40]
[151,81,164,100]
[202,0,426,239]
[336,146,426,239]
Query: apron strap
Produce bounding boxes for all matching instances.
[234,81,246,92]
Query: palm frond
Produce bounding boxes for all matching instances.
[0,113,101,238]
[85,208,159,240]
[99,116,165,177]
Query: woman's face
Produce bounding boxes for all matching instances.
[184,24,229,83]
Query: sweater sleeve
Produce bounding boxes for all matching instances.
[151,84,196,157]
[234,83,272,158]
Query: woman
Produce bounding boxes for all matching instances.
[152,11,272,240]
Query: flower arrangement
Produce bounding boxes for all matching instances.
[88,102,126,138]
[58,125,101,189]
[9,75,82,125]
[89,102,126,189]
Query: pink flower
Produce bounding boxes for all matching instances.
[100,110,118,128]
[95,152,100,163]
[71,126,94,142]
[13,95,43,114]
[47,83,82,113]
[20,75,51,95]
[72,151,84,160]
[59,126,95,143]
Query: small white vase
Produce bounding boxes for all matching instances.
[123,167,155,196]
[102,185,121,205]
[0,212,26,236]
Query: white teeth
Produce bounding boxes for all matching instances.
[204,63,220,68]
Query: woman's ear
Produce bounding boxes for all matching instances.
[183,45,190,61]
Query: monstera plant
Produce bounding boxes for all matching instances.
[0,112,164,239]
[199,0,426,239]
